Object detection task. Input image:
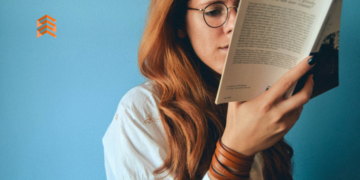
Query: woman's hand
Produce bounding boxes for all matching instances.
[222,56,316,156]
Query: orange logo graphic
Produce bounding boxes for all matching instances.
[37,15,56,38]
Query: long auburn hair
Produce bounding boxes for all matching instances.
[137,0,294,179]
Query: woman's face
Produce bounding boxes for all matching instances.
[183,0,238,74]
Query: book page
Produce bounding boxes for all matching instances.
[293,0,342,99]
[215,0,333,104]
[311,0,341,53]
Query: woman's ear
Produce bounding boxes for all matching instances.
[177,29,186,38]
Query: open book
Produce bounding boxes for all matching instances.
[215,0,342,104]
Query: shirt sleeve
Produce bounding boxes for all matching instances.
[102,84,213,180]
[102,85,173,180]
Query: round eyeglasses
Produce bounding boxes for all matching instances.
[187,2,238,28]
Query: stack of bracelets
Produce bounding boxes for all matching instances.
[209,138,255,180]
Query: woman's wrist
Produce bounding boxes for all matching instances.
[221,133,257,157]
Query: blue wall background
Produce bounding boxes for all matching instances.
[0,0,359,180]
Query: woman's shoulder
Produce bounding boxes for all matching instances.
[119,79,161,109]
[106,79,164,137]
[117,79,162,121]
[102,80,170,179]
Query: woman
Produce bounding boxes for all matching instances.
[102,0,316,179]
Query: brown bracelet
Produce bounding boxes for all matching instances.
[219,138,255,161]
[216,140,254,166]
[212,153,245,179]
[215,147,251,170]
[215,148,252,175]
[209,163,228,180]
[209,138,254,180]
[210,153,250,180]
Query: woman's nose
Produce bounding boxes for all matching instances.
[224,6,237,34]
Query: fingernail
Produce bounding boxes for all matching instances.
[308,56,317,65]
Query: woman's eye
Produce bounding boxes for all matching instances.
[205,10,222,16]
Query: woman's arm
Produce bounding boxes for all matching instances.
[208,56,316,180]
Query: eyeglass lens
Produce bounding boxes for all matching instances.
[204,3,228,28]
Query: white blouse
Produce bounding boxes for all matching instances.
[102,80,264,180]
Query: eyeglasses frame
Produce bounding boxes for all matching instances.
[187,2,238,28]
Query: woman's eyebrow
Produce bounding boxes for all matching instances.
[198,0,239,7]
[198,0,222,7]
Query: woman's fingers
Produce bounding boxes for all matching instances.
[265,56,316,104]
[277,74,314,114]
